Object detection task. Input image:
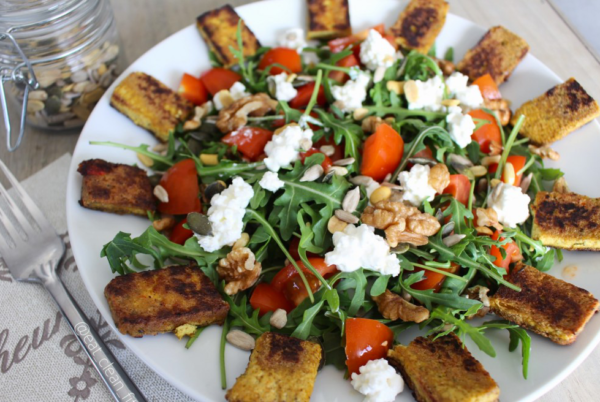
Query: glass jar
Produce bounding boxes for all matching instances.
[0,0,121,142]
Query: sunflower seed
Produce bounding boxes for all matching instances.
[187,212,213,236]
[269,309,288,329]
[28,90,48,101]
[319,145,335,156]
[71,70,88,83]
[447,153,474,173]
[435,208,444,222]
[342,187,361,213]
[26,100,45,113]
[327,166,348,176]
[520,173,533,194]
[300,164,324,182]
[153,185,169,203]
[350,175,373,186]
[408,157,437,167]
[443,234,466,247]
[467,165,488,177]
[334,209,359,224]
[333,157,355,166]
[226,330,255,351]
[381,182,403,190]
[441,221,455,237]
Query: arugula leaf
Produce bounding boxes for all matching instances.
[444,47,454,62]
[185,326,206,349]
[291,300,325,339]
[314,109,363,173]
[223,293,271,336]
[400,272,481,310]
[430,307,495,357]
[482,320,531,379]
[370,274,391,297]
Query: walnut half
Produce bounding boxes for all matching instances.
[216,93,278,133]
[373,290,430,323]
[217,247,262,295]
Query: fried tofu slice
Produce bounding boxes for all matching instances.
[511,78,600,145]
[532,191,600,250]
[306,0,351,40]
[110,72,193,142]
[490,263,599,345]
[196,5,261,68]
[387,333,499,402]
[390,0,449,54]
[104,265,229,337]
[457,26,529,85]
[226,332,322,402]
[78,159,156,216]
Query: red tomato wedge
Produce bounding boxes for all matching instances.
[345,318,394,375]
[178,73,208,106]
[473,74,502,100]
[315,136,344,161]
[442,174,471,206]
[300,148,333,170]
[258,47,302,75]
[221,127,274,161]
[488,155,527,186]
[468,109,502,154]
[250,283,295,315]
[328,24,386,53]
[169,218,194,245]
[271,258,337,306]
[200,68,241,96]
[158,159,201,215]
[329,54,360,83]
[289,82,327,109]
[490,230,522,275]
[411,262,460,292]
[360,123,404,182]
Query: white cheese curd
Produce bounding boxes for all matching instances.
[398,164,437,206]
[278,28,308,52]
[268,72,298,101]
[487,182,531,228]
[325,224,400,276]
[259,171,285,192]
[446,109,476,148]
[332,71,371,112]
[407,75,445,112]
[229,81,250,101]
[351,358,404,402]
[197,177,254,252]
[359,29,398,73]
[263,125,313,172]
[445,72,484,110]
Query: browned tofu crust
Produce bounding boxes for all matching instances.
[390,0,449,54]
[511,78,600,145]
[387,333,499,402]
[457,26,529,85]
[226,332,322,402]
[110,72,193,142]
[104,265,229,337]
[532,191,600,250]
[196,4,261,68]
[78,159,156,216]
[490,263,599,345]
[306,0,352,40]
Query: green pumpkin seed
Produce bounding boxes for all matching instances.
[148,174,162,187]
[186,138,202,155]
[46,86,63,98]
[390,243,410,254]
[204,180,226,202]
[45,96,61,114]
[187,212,212,236]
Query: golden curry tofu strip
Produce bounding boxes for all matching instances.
[490,263,599,345]
[390,0,449,54]
[532,191,600,250]
[110,72,194,142]
[196,4,261,68]
[457,26,529,85]
[387,333,500,402]
[226,332,322,402]
[306,0,352,40]
[512,78,600,145]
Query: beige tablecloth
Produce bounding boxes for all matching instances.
[0,154,194,402]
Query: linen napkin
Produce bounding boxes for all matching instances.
[0,153,194,402]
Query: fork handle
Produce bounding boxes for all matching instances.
[43,273,147,402]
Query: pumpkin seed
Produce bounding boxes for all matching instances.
[44,96,61,114]
[148,174,162,187]
[300,164,323,182]
[190,131,212,142]
[408,157,437,167]
[390,243,410,254]
[187,212,213,236]
[333,157,355,166]
[205,180,226,202]
[46,86,63,98]
[187,138,202,155]
[334,209,359,224]
[342,187,360,213]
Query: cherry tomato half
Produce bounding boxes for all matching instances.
[222,127,274,161]
[488,155,527,186]
[200,68,241,96]
[258,47,302,75]
[169,218,194,245]
[411,262,460,292]
[300,148,333,171]
[442,174,471,206]
[345,318,393,375]
[490,230,522,275]
[472,74,502,100]
[289,82,327,109]
[158,159,201,215]
[360,123,404,182]
[250,283,294,315]
[468,109,502,154]
[271,258,337,306]
[329,54,360,84]
[178,73,208,105]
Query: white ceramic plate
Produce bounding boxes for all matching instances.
[66,0,600,400]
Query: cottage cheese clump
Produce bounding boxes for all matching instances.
[406,75,445,112]
[351,359,404,402]
[445,72,484,110]
[268,72,298,101]
[487,182,531,228]
[325,224,400,276]
[332,71,371,112]
[197,177,254,252]
[263,124,313,172]
[446,107,476,148]
[359,29,398,75]
[398,164,437,206]
[259,171,285,192]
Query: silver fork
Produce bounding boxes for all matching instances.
[0,159,146,402]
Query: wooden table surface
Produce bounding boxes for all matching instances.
[1,0,598,400]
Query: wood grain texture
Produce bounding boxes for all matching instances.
[0,1,598,400]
